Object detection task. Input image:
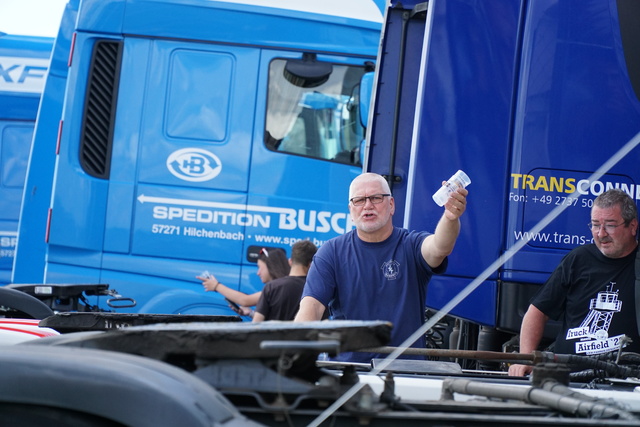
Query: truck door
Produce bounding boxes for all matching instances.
[119,39,259,307]
[239,51,367,294]
[46,35,261,310]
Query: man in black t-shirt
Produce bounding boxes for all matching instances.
[253,240,317,322]
[509,189,639,376]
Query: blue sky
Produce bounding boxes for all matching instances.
[0,0,68,38]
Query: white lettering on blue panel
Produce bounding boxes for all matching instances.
[0,56,49,94]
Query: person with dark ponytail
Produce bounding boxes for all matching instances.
[198,247,290,315]
[253,240,318,322]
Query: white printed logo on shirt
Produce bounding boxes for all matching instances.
[565,283,625,355]
[381,260,400,280]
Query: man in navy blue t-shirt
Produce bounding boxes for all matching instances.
[294,172,468,363]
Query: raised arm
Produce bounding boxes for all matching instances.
[421,186,467,268]
[198,274,261,306]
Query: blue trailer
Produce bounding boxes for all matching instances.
[366,0,640,351]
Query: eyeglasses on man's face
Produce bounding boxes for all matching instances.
[588,221,626,233]
[349,193,391,207]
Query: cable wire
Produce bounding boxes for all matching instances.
[307,130,640,426]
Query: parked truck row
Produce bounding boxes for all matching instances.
[2,0,640,424]
[4,0,640,356]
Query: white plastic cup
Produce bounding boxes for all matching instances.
[432,170,471,207]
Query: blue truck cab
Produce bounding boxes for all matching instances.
[366,0,640,350]
[13,0,383,314]
[0,33,53,284]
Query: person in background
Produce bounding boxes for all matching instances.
[508,189,640,377]
[198,247,290,316]
[294,172,468,363]
[253,240,318,322]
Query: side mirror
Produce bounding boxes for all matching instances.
[359,71,375,127]
[284,53,333,88]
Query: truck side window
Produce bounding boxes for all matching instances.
[265,58,365,166]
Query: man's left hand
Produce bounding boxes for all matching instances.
[444,186,468,220]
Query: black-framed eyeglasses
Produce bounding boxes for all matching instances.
[588,221,626,233]
[349,193,391,207]
[260,247,269,257]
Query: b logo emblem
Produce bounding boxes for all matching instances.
[166,148,221,182]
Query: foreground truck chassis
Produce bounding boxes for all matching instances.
[2,308,640,426]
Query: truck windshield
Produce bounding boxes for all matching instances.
[265,58,365,166]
